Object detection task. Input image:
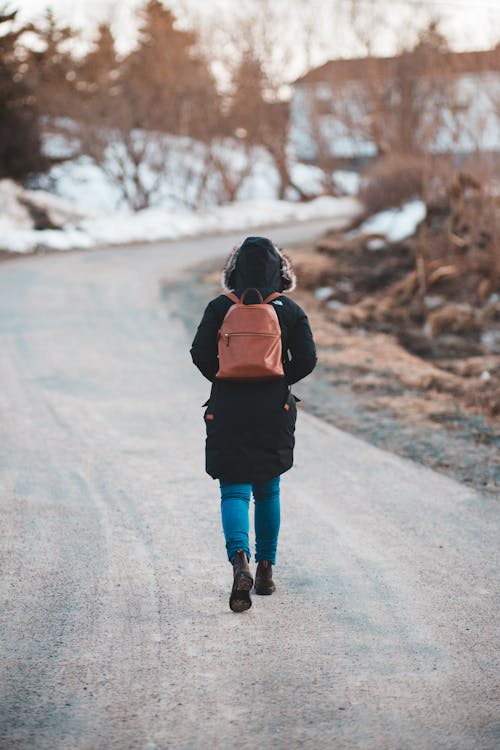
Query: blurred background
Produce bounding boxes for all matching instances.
[1,0,499,488]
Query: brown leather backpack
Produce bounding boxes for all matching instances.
[216,288,284,381]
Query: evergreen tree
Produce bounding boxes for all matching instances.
[77,23,120,128]
[80,23,118,94]
[0,8,46,180]
[25,9,77,119]
[121,0,219,137]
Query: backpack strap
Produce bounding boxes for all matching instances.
[225,290,282,305]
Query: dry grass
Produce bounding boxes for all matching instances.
[290,171,500,420]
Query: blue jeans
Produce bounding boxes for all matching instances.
[219,477,281,564]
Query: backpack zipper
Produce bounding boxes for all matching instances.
[224,332,278,345]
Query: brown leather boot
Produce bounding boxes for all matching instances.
[229,550,253,612]
[254,560,276,595]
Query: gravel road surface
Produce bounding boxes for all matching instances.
[1,222,499,750]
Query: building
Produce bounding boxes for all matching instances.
[290,46,500,167]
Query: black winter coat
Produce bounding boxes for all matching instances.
[190,237,317,483]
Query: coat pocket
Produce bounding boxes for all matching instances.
[280,389,297,450]
[282,387,301,412]
[282,389,298,419]
[202,397,216,424]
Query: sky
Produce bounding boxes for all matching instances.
[12,0,500,80]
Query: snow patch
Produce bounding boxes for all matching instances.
[356,200,426,244]
[314,286,334,301]
[333,170,361,196]
[481,330,500,354]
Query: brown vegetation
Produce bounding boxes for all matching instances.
[359,155,426,214]
[293,170,500,419]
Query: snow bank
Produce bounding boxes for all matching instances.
[0,179,95,253]
[1,227,93,253]
[0,178,361,254]
[81,196,359,247]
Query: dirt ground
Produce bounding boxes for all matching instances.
[171,251,499,496]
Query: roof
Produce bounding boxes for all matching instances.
[294,46,500,86]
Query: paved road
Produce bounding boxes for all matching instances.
[0,222,498,750]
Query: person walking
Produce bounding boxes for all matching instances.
[190,236,316,612]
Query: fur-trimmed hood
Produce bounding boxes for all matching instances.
[221,236,296,294]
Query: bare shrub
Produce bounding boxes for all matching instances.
[360,155,426,213]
